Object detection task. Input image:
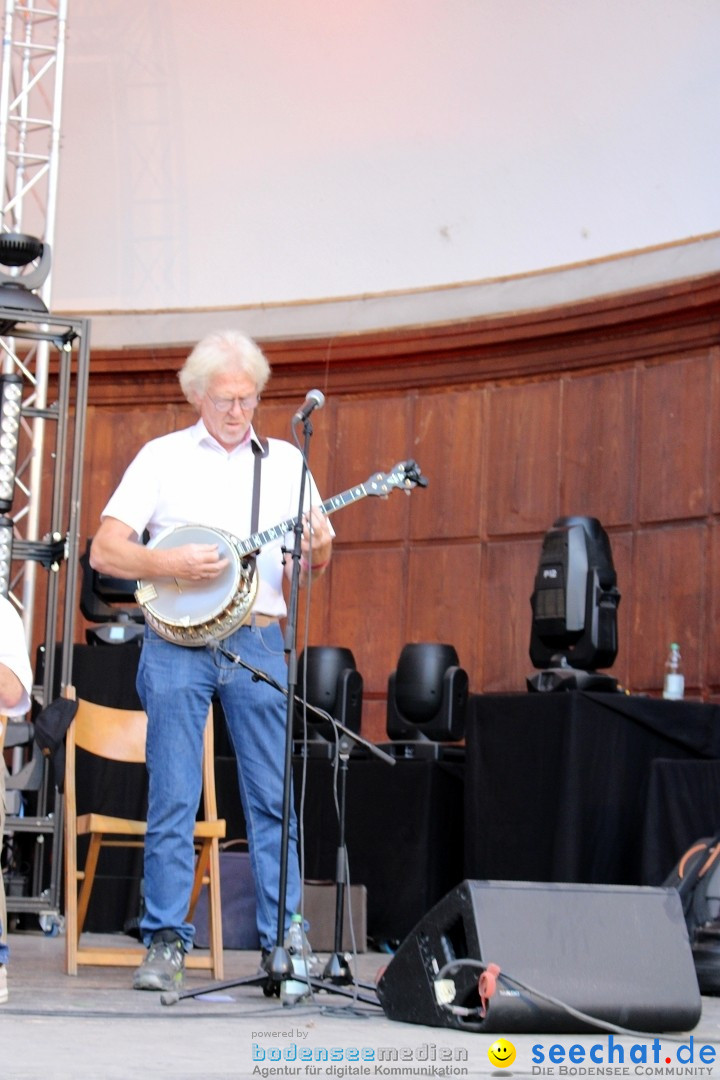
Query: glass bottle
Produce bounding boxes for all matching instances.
[663,642,684,701]
[280,913,312,1006]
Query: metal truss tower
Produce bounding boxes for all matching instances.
[0,1,91,931]
[0,0,69,643]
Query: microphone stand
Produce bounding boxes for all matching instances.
[323,730,357,986]
[262,411,311,994]
[232,408,314,997]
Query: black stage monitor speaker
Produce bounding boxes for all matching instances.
[376,880,701,1034]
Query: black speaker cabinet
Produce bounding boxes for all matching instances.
[376,880,701,1033]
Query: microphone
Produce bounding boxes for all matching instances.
[293,389,325,424]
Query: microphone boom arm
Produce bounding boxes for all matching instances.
[210,639,395,766]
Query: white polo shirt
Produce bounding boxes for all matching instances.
[101,420,328,618]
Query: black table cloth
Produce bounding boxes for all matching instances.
[465,691,720,887]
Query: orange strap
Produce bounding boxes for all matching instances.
[678,841,720,881]
[479,962,501,1018]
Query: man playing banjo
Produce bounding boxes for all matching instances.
[90,329,333,992]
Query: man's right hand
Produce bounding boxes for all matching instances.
[164,543,230,582]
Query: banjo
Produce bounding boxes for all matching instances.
[135,459,427,646]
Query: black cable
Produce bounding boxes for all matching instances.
[436,959,717,1044]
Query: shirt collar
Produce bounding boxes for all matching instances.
[192,418,262,456]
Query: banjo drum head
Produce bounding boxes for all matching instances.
[140,524,248,629]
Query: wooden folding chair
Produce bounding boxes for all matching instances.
[64,698,225,977]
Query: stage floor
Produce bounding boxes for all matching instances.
[1,929,719,1079]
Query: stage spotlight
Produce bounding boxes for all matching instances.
[386,643,468,756]
[0,516,14,598]
[528,515,620,692]
[294,645,362,755]
[0,233,51,333]
[79,540,144,644]
[0,373,22,512]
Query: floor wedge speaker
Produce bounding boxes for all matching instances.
[376,880,701,1033]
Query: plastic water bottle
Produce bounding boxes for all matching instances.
[281,913,313,1006]
[663,642,685,700]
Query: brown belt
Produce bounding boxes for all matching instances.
[251,613,279,627]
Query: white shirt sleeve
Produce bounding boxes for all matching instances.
[0,596,33,716]
[101,441,163,538]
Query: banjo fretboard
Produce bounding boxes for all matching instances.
[232,462,423,557]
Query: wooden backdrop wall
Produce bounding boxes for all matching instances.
[73,271,720,743]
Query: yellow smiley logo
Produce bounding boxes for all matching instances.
[488,1038,517,1068]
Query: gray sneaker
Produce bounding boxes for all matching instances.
[132,932,185,992]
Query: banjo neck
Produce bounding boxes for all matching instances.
[232,460,425,558]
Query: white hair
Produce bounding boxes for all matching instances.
[178,330,271,402]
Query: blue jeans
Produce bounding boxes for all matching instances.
[136,621,300,951]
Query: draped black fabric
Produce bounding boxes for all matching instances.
[298,755,465,943]
[465,692,720,888]
[642,758,720,884]
[215,753,465,944]
[37,641,143,710]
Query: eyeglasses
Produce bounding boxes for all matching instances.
[207,393,260,413]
